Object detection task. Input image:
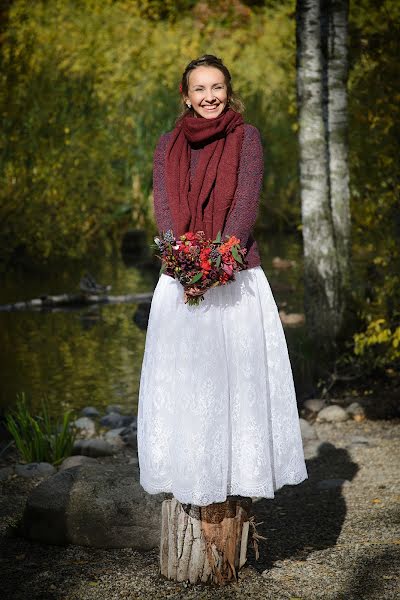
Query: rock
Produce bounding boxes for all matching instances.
[81,406,100,418]
[299,418,318,441]
[303,399,326,414]
[104,428,126,448]
[279,311,305,327]
[0,466,14,481]
[346,402,366,418]
[99,413,124,429]
[349,435,370,446]
[59,456,98,471]
[72,439,114,457]
[317,478,349,490]
[21,464,165,549]
[129,457,139,466]
[302,440,323,460]
[106,405,123,415]
[121,415,137,428]
[73,417,96,437]
[119,426,138,449]
[15,462,57,479]
[316,405,349,423]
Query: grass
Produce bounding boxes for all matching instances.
[5,392,78,466]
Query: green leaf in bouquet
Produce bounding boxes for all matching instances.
[216,254,222,268]
[188,271,203,284]
[213,231,222,244]
[231,244,243,264]
[159,261,166,276]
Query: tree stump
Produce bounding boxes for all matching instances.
[159,495,254,585]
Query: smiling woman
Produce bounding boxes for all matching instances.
[137,53,308,582]
[184,65,228,118]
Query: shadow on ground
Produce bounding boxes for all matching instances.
[249,441,359,572]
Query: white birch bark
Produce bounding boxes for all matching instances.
[296,0,340,339]
[324,0,351,317]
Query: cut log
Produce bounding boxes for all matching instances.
[160,495,254,585]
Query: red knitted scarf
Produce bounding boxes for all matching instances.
[164,108,244,240]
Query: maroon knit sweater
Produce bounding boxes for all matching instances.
[153,123,264,272]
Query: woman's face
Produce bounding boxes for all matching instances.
[185,66,229,119]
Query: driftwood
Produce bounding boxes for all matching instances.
[160,495,264,586]
[0,292,153,312]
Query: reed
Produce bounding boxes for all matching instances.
[5,392,78,465]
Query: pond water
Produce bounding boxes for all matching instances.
[0,230,310,417]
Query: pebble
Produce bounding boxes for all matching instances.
[346,402,366,417]
[303,398,326,413]
[15,462,57,478]
[316,405,349,423]
[350,435,370,445]
[106,404,123,414]
[73,416,96,436]
[0,466,14,480]
[299,418,319,441]
[59,455,99,470]
[81,406,100,418]
[104,428,126,447]
[100,413,125,429]
[119,426,138,449]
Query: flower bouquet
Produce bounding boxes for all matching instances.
[152,229,248,306]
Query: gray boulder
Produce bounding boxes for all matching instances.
[72,438,114,457]
[21,464,165,550]
[316,405,349,423]
[15,462,57,479]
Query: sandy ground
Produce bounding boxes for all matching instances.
[0,417,399,600]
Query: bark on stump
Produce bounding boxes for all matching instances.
[160,495,253,585]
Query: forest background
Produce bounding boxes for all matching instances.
[0,0,399,384]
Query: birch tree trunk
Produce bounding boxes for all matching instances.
[322,0,351,313]
[296,0,350,342]
[159,496,257,585]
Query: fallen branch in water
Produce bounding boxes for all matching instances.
[0,292,153,312]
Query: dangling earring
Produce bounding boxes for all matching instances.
[186,102,191,108]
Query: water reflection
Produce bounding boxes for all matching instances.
[0,232,307,415]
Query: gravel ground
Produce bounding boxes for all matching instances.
[0,417,399,600]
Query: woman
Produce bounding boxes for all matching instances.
[137,55,308,507]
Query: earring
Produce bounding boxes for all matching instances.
[186,102,191,108]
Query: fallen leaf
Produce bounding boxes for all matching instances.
[371,498,382,504]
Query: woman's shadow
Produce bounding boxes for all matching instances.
[248,441,359,572]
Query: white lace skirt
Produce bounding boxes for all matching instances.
[137,265,308,506]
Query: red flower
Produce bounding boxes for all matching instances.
[184,231,196,241]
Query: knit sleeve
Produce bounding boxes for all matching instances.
[222,124,264,247]
[153,131,173,234]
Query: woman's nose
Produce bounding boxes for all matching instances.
[204,89,216,102]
